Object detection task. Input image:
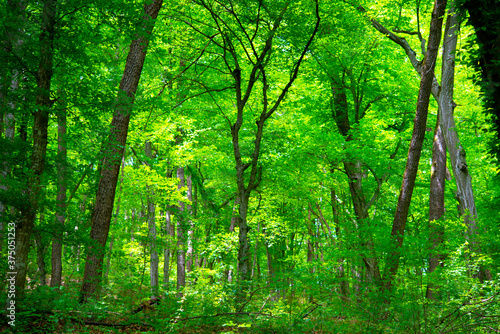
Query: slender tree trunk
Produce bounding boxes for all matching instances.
[426,116,447,299]
[186,174,194,273]
[145,141,159,296]
[51,105,67,287]
[15,0,57,292]
[331,188,349,300]
[383,0,447,291]
[163,209,174,288]
[79,0,163,303]
[176,167,186,291]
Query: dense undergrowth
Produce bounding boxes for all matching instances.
[2,263,500,334]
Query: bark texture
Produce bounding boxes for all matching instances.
[79,0,163,303]
[438,9,491,281]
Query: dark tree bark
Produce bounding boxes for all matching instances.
[383,0,447,291]
[51,106,67,287]
[15,0,57,292]
[79,0,163,303]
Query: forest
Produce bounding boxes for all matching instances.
[1,0,500,332]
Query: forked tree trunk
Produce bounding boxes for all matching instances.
[383,0,447,291]
[438,9,491,281]
[79,0,163,303]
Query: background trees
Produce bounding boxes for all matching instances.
[1,0,500,332]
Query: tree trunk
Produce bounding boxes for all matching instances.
[51,106,67,287]
[438,9,491,281]
[34,225,46,286]
[0,0,25,252]
[163,209,174,288]
[105,153,125,284]
[79,0,163,303]
[186,174,194,273]
[331,80,381,285]
[176,167,186,292]
[383,0,447,291]
[426,116,446,299]
[15,0,57,292]
[331,188,349,300]
[145,141,159,296]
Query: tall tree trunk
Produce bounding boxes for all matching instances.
[331,188,349,300]
[426,116,447,299]
[438,9,491,281]
[15,0,57,292]
[145,141,159,296]
[79,0,163,303]
[163,209,174,289]
[51,105,67,287]
[363,1,490,283]
[186,174,194,273]
[176,167,186,292]
[383,0,447,291]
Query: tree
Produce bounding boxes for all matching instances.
[14,0,57,292]
[188,0,320,293]
[79,0,164,303]
[383,0,447,291]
